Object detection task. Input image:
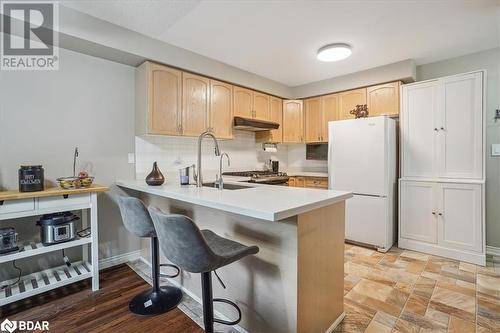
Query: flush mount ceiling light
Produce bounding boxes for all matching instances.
[317,43,352,62]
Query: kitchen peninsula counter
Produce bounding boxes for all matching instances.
[117,179,352,333]
[116,179,351,221]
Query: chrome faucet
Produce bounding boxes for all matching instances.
[216,153,230,190]
[197,131,221,187]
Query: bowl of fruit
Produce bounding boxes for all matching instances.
[57,171,94,189]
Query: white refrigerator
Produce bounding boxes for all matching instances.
[328,116,397,251]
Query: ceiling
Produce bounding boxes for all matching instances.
[62,0,499,87]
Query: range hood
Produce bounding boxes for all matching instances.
[233,116,280,131]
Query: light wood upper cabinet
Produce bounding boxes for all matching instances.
[321,93,339,141]
[367,81,401,117]
[210,80,233,139]
[253,92,270,120]
[182,73,209,136]
[282,100,304,143]
[269,97,283,142]
[338,88,367,120]
[304,98,322,143]
[256,96,283,143]
[304,95,338,143]
[233,87,253,119]
[234,87,271,120]
[136,62,182,136]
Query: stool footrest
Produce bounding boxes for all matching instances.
[213,298,242,326]
[159,263,180,278]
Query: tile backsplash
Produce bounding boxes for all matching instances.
[135,131,289,180]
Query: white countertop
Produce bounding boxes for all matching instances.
[286,171,329,178]
[116,179,351,221]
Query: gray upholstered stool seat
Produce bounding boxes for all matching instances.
[148,208,259,333]
[200,230,259,269]
[117,196,182,316]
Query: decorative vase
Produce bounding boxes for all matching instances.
[145,162,165,186]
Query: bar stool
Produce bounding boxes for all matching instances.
[148,208,259,333]
[117,197,183,315]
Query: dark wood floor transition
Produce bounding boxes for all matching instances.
[0,264,203,333]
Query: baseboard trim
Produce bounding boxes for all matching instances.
[325,312,346,333]
[99,250,141,270]
[486,245,500,256]
[139,257,249,333]
[398,238,486,266]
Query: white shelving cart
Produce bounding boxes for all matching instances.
[0,185,108,306]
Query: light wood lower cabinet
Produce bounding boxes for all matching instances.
[182,73,209,136]
[367,82,400,117]
[399,180,484,264]
[304,177,328,189]
[210,80,233,139]
[282,100,304,143]
[289,176,328,189]
[338,88,367,121]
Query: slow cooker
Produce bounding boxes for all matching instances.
[36,212,78,245]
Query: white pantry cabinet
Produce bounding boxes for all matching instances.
[400,181,437,244]
[438,182,482,253]
[399,71,485,265]
[401,71,483,180]
[400,181,482,254]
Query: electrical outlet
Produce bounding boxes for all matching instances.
[127,153,135,164]
[492,144,500,157]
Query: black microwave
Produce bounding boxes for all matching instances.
[306,144,328,160]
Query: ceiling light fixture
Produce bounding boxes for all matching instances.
[317,43,352,62]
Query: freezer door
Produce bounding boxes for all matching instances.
[329,116,393,196]
[345,195,393,250]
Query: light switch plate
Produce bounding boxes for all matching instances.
[127,153,135,164]
[492,144,500,156]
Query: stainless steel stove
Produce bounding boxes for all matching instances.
[222,171,289,185]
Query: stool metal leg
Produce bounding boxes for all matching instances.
[129,237,183,316]
[201,271,214,333]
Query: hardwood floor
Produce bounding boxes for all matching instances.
[0,264,203,333]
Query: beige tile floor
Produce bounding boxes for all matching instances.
[335,244,500,333]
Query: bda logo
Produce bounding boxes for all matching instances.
[0,319,17,333]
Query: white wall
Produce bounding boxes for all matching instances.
[135,131,288,180]
[56,5,294,98]
[416,47,500,248]
[0,48,140,269]
[286,145,328,173]
[291,59,416,98]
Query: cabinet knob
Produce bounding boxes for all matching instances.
[440,127,445,131]
[434,128,439,131]
[432,211,436,215]
[438,212,443,216]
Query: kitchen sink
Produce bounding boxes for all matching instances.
[202,182,254,190]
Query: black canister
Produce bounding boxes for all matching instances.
[18,165,44,192]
